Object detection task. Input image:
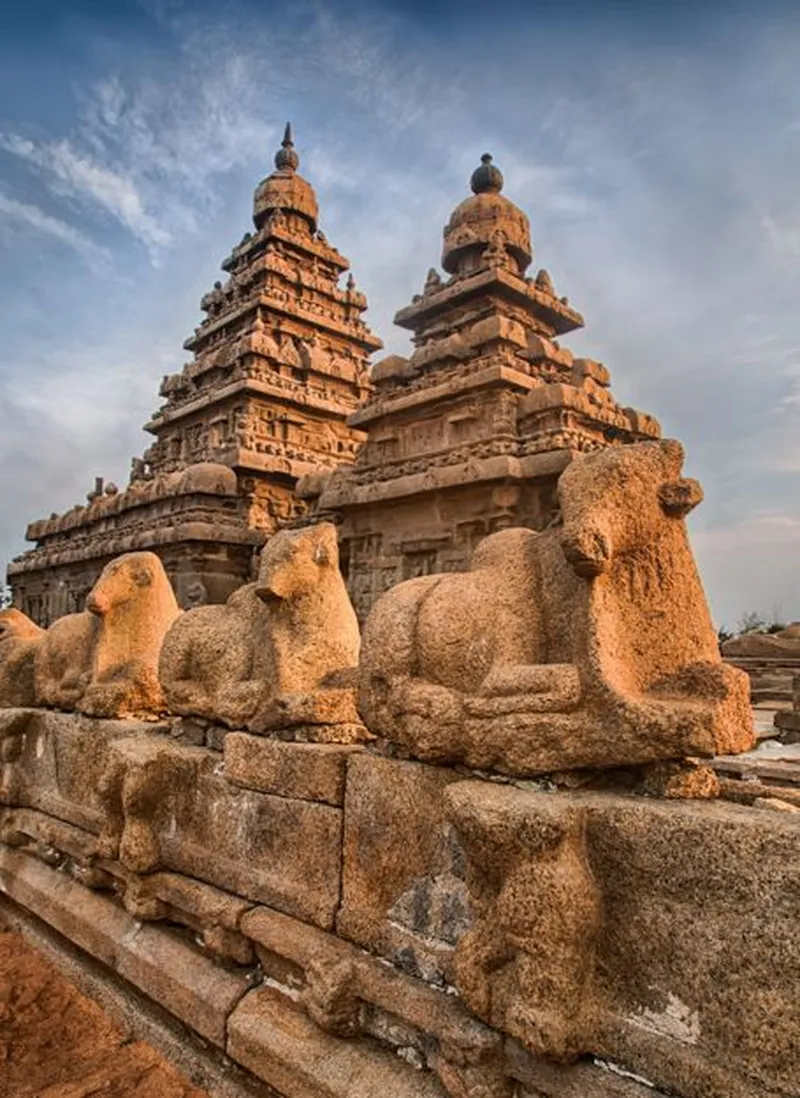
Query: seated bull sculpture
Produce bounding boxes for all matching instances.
[159,522,362,732]
[359,440,753,774]
[0,609,44,708]
[34,551,180,719]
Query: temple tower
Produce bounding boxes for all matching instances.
[9,126,381,624]
[142,123,381,529]
[306,153,661,621]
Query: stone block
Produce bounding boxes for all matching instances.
[116,922,250,1046]
[0,847,130,968]
[99,735,343,928]
[224,734,360,804]
[0,848,252,1046]
[0,709,162,833]
[160,776,342,928]
[506,1039,667,1097]
[227,986,447,1098]
[446,781,800,1098]
[337,754,468,982]
[0,806,98,863]
[241,903,498,1062]
[121,870,256,964]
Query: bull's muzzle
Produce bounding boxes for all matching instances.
[561,528,611,577]
[86,592,110,616]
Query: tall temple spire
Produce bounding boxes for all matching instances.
[10,122,381,624]
[310,148,660,622]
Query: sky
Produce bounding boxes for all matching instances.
[0,0,799,630]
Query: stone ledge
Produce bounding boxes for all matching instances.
[0,894,272,1098]
[227,985,447,1098]
[0,848,253,1046]
[224,735,361,805]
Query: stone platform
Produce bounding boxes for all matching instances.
[0,707,797,1098]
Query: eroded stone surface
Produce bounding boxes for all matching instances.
[224,734,360,805]
[0,609,44,708]
[227,986,448,1098]
[97,735,343,928]
[0,848,252,1046]
[160,523,363,736]
[33,552,180,719]
[360,440,753,775]
[446,781,800,1098]
[337,754,468,982]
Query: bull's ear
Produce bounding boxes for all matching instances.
[659,476,703,517]
[313,539,330,566]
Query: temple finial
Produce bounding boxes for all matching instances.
[274,122,299,173]
[470,152,503,195]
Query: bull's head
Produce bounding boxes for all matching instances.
[86,553,156,616]
[559,439,703,578]
[255,523,338,603]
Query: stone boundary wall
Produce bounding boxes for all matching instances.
[0,708,797,1098]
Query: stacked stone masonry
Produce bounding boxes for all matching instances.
[0,437,796,1098]
[8,124,381,626]
[1,140,795,1098]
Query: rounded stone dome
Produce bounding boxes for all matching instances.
[442,153,532,276]
[179,462,238,497]
[253,123,318,232]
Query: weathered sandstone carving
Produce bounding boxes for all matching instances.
[444,781,800,1098]
[445,783,599,1061]
[160,522,361,731]
[359,439,753,774]
[34,551,180,718]
[0,609,44,707]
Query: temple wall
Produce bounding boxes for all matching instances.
[331,472,563,622]
[0,443,796,1098]
[0,708,797,1098]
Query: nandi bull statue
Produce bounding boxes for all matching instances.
[159,522,363,735]
[0,608,44,707]
[359,439,753,774]
[32,552,180,719]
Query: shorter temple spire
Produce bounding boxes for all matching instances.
[274,121,299,173]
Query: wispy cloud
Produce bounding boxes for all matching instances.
[0,134,168,251]
[0,188,109,263]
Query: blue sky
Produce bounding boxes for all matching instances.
[1,0,799,629]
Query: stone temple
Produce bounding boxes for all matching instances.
[0,129,797,1098]
[8,125,381,624]
[8,135,658,626]
[303,152,660,619]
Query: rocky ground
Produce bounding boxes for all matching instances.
[0,930,209,1098]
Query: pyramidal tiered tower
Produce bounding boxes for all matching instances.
[142,124,381,526]
[9,126,381,624]
[309,152,661,620]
